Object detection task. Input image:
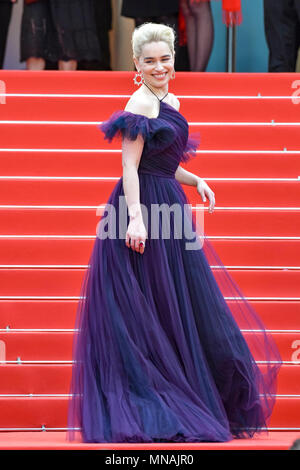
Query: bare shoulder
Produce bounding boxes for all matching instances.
[168,93,180,111]
[124,91,157,118]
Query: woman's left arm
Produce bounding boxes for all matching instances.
[175,165,215,213]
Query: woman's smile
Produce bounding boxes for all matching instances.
[152,72,168,79]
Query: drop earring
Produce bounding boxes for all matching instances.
[133,70,144,86]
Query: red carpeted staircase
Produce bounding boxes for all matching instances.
[0,71,299,450]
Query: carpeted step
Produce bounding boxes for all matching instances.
[1,70,298,95]
[1,124,299,150]
[1,96,300,122]
[0,300,298,330]
[0,396,298,429]
[0,208,298,236]
[1,238,299,267]
[0,330,298,362]
[0,363,296,395]
[0,151,299,178]
[0,179,299,207]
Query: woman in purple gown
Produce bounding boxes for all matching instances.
[67,22,282,443]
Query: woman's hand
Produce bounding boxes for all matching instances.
[196,177,215,213]
[125,215,148,255]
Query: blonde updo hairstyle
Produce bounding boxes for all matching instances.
[132,22,176,61]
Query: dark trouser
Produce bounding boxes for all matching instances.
[78,0,112,71]
[264,0,300,72]
[0,2,13,69]
[134,15,190,71]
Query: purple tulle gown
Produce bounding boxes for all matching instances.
[66,99,282,443]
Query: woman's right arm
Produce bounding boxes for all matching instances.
[122,135,148,254]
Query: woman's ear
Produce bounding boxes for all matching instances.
[133,56,139,72]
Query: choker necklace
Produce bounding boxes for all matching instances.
[143,81,168,102]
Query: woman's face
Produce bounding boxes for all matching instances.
[134,41,174,89]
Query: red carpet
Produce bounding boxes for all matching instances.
[0,431,298,450]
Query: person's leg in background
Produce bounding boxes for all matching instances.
[293,0,300,70]
[264,0,300,72]
[58,58,77,70]
[78,0,111,71]
[0,1,13,69]
[20,0,47,70]
[51,0,100,71]
[180,0,214,71]
[93,0,112,70]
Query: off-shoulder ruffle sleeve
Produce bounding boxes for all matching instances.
[98,110,176,153]
[181,132,201,163]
